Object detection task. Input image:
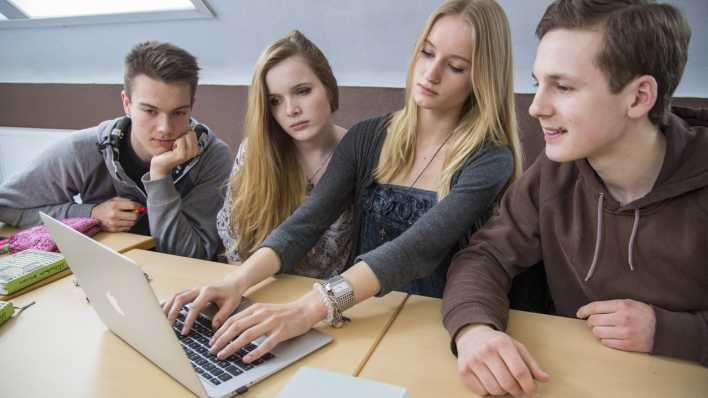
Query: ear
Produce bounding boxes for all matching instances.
[121,90,131,117]
[626,75,658,120]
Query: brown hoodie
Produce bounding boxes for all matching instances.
[443,107,708,366]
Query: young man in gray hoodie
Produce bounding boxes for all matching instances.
[0,41,231,260]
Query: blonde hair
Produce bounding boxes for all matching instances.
[375,0,521,198]
[228,30,339,258]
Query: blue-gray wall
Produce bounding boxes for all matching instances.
[0,0,706,95]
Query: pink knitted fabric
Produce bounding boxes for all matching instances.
[8,218,100,253]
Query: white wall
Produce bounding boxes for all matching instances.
[0,0,706,95]
[0,127,72,183]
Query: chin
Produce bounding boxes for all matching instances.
[545,147,579,163]
[413,98,439,110]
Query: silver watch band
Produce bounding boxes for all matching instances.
[323,275,355,313]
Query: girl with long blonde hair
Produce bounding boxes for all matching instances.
[215,30,353,278]
[166,0,521,363]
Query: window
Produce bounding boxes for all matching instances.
[0,0,214,29]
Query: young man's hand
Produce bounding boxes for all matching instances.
[455,324,550,397]
[149,129,199,180]
[577,299,656,353]
[91,197,142,232]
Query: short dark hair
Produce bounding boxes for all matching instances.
[536,0,691,126]
[123,41,200,103]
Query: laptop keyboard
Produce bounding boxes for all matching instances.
[174,310,275,386]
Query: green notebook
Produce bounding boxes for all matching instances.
[0,300,13,326]
[0,250,67,295]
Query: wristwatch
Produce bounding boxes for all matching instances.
[319,275,355,327]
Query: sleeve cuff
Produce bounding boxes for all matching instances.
[443,303,506,356]
[652,306,707,364]
[68,203,95,219]
[142,175,179,206]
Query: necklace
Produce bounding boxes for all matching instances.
[408,132,454,188]
[377,132,453,242]
[305,150,335,192]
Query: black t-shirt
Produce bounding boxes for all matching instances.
[119,131,150,190]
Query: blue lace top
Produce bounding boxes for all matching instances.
[359,183,448,297]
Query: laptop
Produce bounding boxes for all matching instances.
[40,212,332,398]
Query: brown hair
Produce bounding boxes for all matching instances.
[228,30,339,258]
[536,0,691,126]
[123,41,200,103]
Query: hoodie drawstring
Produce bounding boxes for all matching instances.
[584,193,640,282]
[584,193,604,282]
[628,208,640,271]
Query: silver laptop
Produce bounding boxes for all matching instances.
[40,212,332,398]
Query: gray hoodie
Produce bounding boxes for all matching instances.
[0,116,232,259]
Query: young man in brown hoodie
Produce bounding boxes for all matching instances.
[442,0,708,396]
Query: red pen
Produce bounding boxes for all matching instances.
[134,207,146,214]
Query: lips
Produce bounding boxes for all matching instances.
[290,121,309,131]
[153,138,176,147]
[417,83,438,96]
[543,127,567,142]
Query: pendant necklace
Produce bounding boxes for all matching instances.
[305,150,335,193]
[378,132,453,241]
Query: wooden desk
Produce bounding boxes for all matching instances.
[0,223,16,238]
[0,249,406,398]
[0,225,155,299]
[359,295,708,397]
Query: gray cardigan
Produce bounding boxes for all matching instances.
[261,115,514,294]
[0,117,232,259]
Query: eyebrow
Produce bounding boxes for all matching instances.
[138,102,191,112]
[269,82,313,97]
[424,40,471,64]
[292,82,312,90]
[531,72,576,82]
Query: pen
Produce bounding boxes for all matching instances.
[134,207,146,214]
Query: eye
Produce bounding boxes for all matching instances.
[449,64,465,74]
[555,84,572,93]
[143,108,157,115]
[532,81,539,88]
[296,87,311,96]
[174,110,188,117]
[269,97,281,107]
[421,48,434,58]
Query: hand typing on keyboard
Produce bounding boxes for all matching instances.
[206,290,327,364]
[172,309,275,387]
[162,278,245,335]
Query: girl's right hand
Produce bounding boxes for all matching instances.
[162,280,244,334]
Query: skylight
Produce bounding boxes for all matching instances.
[0,0,213,28]
[8,0,196,19]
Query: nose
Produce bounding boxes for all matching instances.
[424,60,443,85]
[529,87,553,119]
[156,113,172,134]
[285,98,301,117]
